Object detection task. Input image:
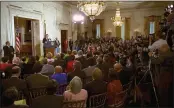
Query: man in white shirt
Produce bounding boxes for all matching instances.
[148,31,168,51]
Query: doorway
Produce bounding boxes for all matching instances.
[61,30,68,53]
[14,16,40,56]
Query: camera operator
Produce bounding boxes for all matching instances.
[149,32,174,107]
[166,10,174,51]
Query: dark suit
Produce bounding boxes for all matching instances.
[31,95,64,108]
[3,45,14,62]
[84,79,107,96]
[102,62,113,82]
[67,69,86,83]
[26,74,49,88]
[118,69,132,85]
[42,38,48,57]
[2,77,27,91]
[69,40,73,51]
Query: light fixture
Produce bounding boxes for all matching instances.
[77,1,106,21]
[73,14,84,22]
[111,2,124,26]
[166,4,173,13]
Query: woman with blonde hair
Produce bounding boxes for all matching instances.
[46,52,54,63]
[63,76,88,101]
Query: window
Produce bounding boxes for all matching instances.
[96,24,100,38]
[149,22,155,34]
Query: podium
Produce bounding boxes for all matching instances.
[44,41,55,56]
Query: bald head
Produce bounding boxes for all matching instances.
[55,66,63,73]
[159,44,170,54]
[114,63,122,72]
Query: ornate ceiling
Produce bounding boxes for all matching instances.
[66,1,172,11]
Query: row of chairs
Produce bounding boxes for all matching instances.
[17,87,129,108]
[16,81,132,108]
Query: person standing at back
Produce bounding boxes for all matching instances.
[3,41,14,63]
[43,34,49,57]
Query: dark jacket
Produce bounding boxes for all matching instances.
[118,69,132,85]
[26,74,49,88]
[23,63,35,74]
[84,79,107,96]
[67,69,86,83]
[2,77,27,91]
[3,46,14,60]
[102,62,113,82]
[84,80,107,107]
[31,95,64,108]
[32,61,43,73]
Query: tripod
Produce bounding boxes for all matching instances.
[136,60,159,108]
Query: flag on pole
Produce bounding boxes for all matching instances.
[15,25,21,54]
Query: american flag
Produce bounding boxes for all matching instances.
[15,26,21,53]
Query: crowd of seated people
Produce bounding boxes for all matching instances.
[0,35,173,108]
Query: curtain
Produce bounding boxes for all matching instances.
[154,16,161,38]
[116,26,121,39]
[125,18,131,40]
[144,16,161,37]
[144,17,149,36]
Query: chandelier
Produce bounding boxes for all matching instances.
[77,1,106,21]
[111,8,124,26]
[111,2,124,26]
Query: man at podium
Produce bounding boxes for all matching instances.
[42,34,49,57]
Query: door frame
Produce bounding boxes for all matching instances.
[8,6,44,56]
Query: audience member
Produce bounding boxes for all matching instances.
[67,60,86,83]
[53,54,64,68]
[102,54,112,82]
[65,55,75,73]
[107,70,123,107]
[26,65,50,88]
[46,52,54,63]
[84,68,107,106]
[51,66,67,85]
[63,76,87,102]
[76,50,87,69]
[2,66,27,91]
[114,63,130,85]
[0,56,11,71]
[40,58,54,73]
[31,80,64,108]
[23,56,35,74]
[95,56,105,74]
[1,87,29,108]
[4,57,21,78]
[32,55,43,73]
